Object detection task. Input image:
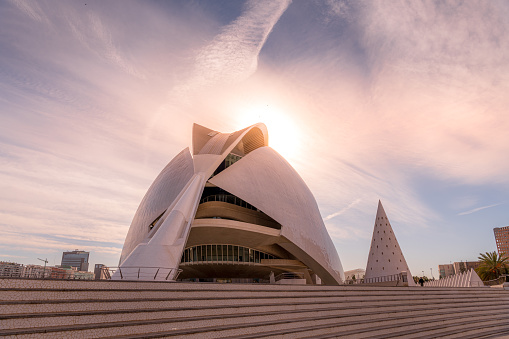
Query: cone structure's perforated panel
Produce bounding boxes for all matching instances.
[365,200,415,285]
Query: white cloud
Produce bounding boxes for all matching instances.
[323,198,362,221]
[458,203,503,216]
[174,0,291,97]
[7,0,47,23]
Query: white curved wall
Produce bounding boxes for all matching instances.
[118,124,269,275]
[209,146,344,285]
[118,123,343,285]
[119,148,194,264]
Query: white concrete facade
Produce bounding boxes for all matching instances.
[365,200,415,286]
[116,123,344,284]
[425,269,484,288]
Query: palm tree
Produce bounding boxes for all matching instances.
[475,251,509,281]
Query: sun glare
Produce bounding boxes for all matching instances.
[235,103,301,160]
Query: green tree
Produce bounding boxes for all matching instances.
[475,251,509,281]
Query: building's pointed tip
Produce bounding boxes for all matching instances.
[375,199,388,220]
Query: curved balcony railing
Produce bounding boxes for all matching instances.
[101,266,182,281]
[181,244,277,264]
[200,194,258,211]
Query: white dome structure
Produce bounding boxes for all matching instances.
[115,123,344,285]
[365,200,415,286]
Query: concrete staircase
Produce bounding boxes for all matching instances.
[1,278,509,338]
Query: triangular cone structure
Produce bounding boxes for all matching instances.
[365,200,415,286]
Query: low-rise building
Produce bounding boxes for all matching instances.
[344,268,365,281]
[23,264,51,278]
[61,250,90,272]
[439,261,481,279]
[0,262,24,277]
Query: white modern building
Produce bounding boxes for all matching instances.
[116,123,345,285]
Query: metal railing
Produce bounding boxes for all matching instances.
[344,278,364,285]
[200,194,258,211]
[363,272,407,284]
[0,268,92,280]
[275,272,305,281]
[101,266,182,281]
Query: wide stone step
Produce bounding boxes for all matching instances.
[1,291,507,317]
[1,288,506,306]
[2,296,506,319]
[450,326,509,339]
[2,299,507,331]
[112,308,509,339]
[1,279,501,294]
[214,311,509,339]
[1,279,507,338]
[2,302,507,338]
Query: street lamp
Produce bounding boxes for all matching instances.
[430,268,433,280]
[37,258,48,279]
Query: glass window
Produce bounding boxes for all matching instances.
[195,246,200,261]
[239,246,244,262]
[211,245,216,261]
[181,245,277,264]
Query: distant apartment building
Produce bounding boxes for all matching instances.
[23,264,50,278]
[438,264,455,279]
[494,226,509,256]
[94,264,111,280]
[0,262,24,277]
[439,261,481,279]
[344,268,366,281]
[61,250,89,271]
[453,261,480,274]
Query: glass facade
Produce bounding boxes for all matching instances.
[61,250,90,271]
[181,244,277,264]
[211,153,242,178]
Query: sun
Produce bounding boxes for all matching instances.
[235,103,301,160]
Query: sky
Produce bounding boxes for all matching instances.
[1,0,508,279]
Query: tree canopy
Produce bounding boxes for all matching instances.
[475,251,509,281]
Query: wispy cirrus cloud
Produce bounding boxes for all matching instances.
[66,11,145,79]
[323,198,361,221]
[175,0,291,96]
[7,0,48,23]
[458,203,503,216]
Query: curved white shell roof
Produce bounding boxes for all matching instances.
[209,147,344,284]
[119,148,194,264]
[117,123,344,284]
